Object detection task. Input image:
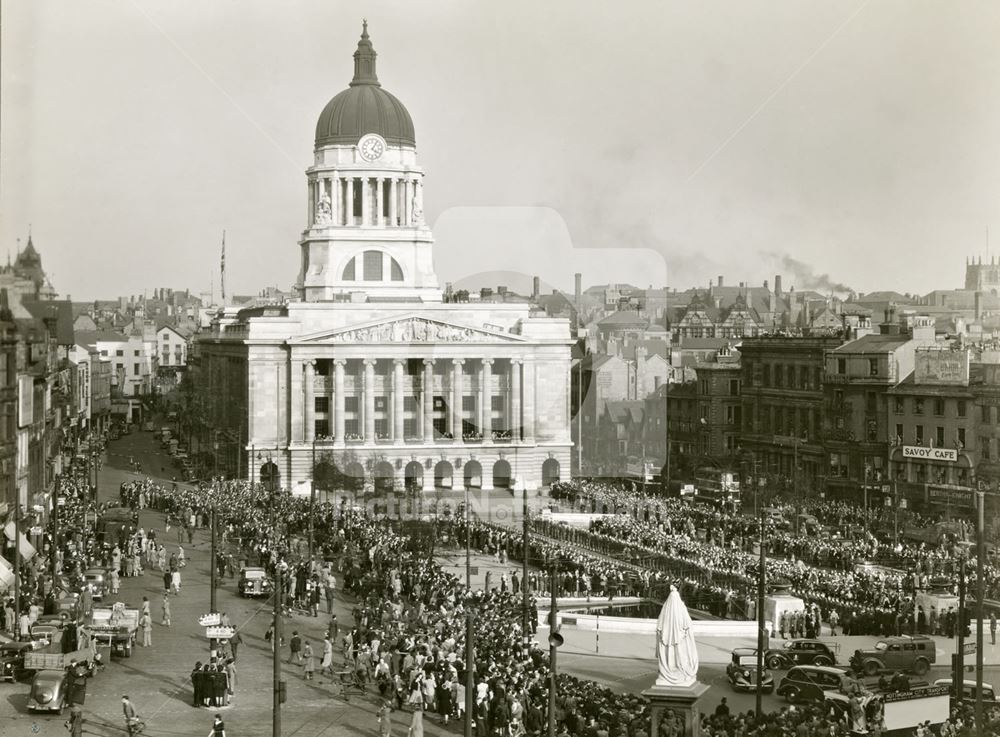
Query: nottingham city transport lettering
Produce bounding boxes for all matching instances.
[902,445,958,463]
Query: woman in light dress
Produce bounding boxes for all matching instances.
[320,637,333,675]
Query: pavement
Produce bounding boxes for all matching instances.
[4,428,998,735]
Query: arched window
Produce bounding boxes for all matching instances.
[342,250,405,282]
[342,257,356,281]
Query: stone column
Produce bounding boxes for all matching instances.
[334,359,346,446]
[451,359,464,440]
[482,358,493,444]
[393,359,405,445]
[304,360,315,442]
[328,176,338,225]
[478,360,487,440]
[404,179,413,226]
[364,359,376,442]
[389,179,398,226]
[345,177,354,225]
[423,359,435,442]
[522,359,535,442]
[376,178,385,227]
[307,180,314,226]
[361,177,370,225]
[510,359,522,442]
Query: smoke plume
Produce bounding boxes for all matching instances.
[767,252,852,294]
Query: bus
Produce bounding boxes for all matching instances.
[693,467,741,510]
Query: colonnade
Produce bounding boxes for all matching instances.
[309,173,422,227]
[298,356,527,445]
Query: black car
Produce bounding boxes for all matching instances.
[0,641,34,682]
[766,639,839,669]
[776,665,856,705]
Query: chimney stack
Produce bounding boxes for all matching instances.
[775,275,783,295]
[717,276,724,287]
[763,279,769,290]
[975,291,983,321]
[532,276,540,299]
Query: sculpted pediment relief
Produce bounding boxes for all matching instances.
[300,317,524,344]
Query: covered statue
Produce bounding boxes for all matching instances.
[655,585,699,687]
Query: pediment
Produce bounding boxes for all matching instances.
[294,315,526,345]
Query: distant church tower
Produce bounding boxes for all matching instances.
[7,233,57,300]
[965,255,1000,293]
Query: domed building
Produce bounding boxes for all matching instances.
[198,24,572,495]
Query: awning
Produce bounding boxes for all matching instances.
[3,522,37,561]
[0,555,14,592]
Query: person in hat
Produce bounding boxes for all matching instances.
[377,699,393,737]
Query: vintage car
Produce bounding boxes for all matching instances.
[238,567,272,598]
[777,665,857,704]
[83,568,108,602]
[934,678,1000,708]
[765,639,839,669]
[0,641,34,682]
[27,668,70,713]
[726,648,774,693]
[850,635,935,676]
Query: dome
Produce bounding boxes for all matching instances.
[315,22,416,149]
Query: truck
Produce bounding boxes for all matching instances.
[825,683,949,736]
[850,635,936,676]
[89,603,139,657]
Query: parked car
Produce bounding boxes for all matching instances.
[934,678,999,707]
[726,648,774,693]
[850,635,935,676]
[0,641,34,682]
[238,567,272,598]
[766,639,839,669]
[777,665,857,704]
[27,668,70,713]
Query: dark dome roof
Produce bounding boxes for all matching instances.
[315,22,415,148]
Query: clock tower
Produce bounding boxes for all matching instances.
[297,21,442,302]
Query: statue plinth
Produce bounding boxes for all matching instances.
[642,681,709,737]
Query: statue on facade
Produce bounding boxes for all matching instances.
[412,183,424,225]
[655,585,699,687]
[316,194,332,224]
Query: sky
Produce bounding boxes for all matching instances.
[2,1,999,301]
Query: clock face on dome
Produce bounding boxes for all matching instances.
[358,134,386,162]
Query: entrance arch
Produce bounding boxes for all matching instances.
[373,461,395,494]
[542,458,560,486]
[492,459,511,490]
[463,460,483,489]
[434,461,453,489]
[404,461,424,492]
[260,462,280,491]
[344,461,365,492]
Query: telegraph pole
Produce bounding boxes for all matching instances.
[548,561,559,737]
[975,491,985,733]
[464,485,473,737]
[308,438,316,561]
[13,501,20,640]
[209,504,217,614]
[522,487,530,661]
[272,563,282,737]
[955,557,967,699]
[755,508,766,720]
[51,477,60,582]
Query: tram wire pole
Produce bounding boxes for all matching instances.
[755,508,766,720]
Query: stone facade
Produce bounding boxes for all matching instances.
[196,25,572,495]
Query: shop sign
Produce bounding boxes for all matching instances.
[903,446,957,462]
[205,626,235,640]
[927,486,974,507]
[198,613,221,627]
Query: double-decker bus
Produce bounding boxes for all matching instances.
[693,467,741,510]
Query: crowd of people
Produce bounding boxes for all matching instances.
[548,479,1000,633]
[10,443,1000,737]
